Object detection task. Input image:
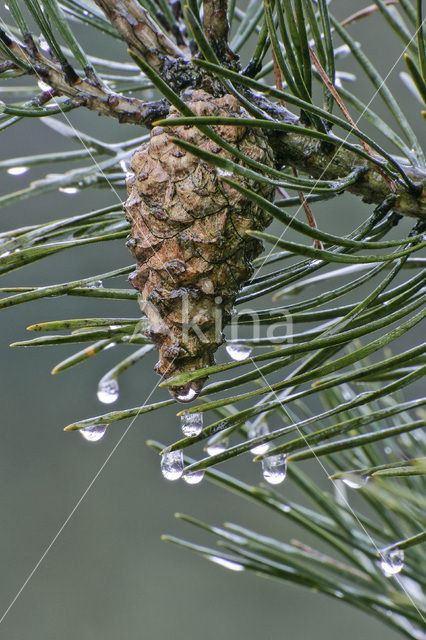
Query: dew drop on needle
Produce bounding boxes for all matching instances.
[161,450,184,481]
[226,344,252,361]
[379,548,404,577]
[80,424,107,442]
[180,411,203,437]
[97,378,119,404]
[262,454,287,485]
[183,469,204,485]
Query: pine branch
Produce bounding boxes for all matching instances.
[1,3,425,219]
[0,28,169,125]
[93,0,186,70]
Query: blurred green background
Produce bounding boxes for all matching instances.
[0,2,424,638]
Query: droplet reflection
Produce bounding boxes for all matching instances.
[180,411,203,437]
[161,450,184,481]
[379,548,404,577]
[262,453,287,485]
[80,424,107,442]
[97,377,119,404]
[226,343,253,361]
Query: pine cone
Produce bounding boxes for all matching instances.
[124,90,274,401]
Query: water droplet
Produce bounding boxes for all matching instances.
[161,450,184,480]
[0,251,11,258]
[119,159,128,173]
[87,280,103,289]
[183,469,204,485]
[170,384,199,403]
[209,556,244,571]
[7,166,28,176]
[37,80,52,92]
[104,342,116,350]
[59,186,79,195]
[80,424,107,442]
[262,454,287,485]
[39,35,50,52]
[248,422,270,455]
[379,548,404,577]
[341,473,367,489]
[334,590,344,598]
[217,167,233,178]
[97,377,119,404]
[180,411,203,437]
[206,439,228,456]
[226,343,253,361]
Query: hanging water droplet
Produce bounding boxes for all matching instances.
[87,280,103,289]
[226,343,252,361]
[104,342,116,351]
[7,166,28,176]
[80,424,107,442]
[37,79,52,92]
[180,411,203,437]
[341,473,367,489]
[59,186,79,195]
[183,469,204,485]
[97,377,119,404]
[209,556,245,571]
[217,167,233,178]
[161,450,184,480]
[39,35,49,51]
[262,453,287,485]
[379,548,404,577]
[170,384,199,403]
[248,421,270,455]
[206,439,228,456]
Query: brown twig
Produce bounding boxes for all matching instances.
[202,0,237,63]
[0,30,170,126]
[291,168,324,250]
[271,50,285,107]
[309,46,397,193]
[94,0,187,71]
[342,1,399,27]
[0,12,424,221]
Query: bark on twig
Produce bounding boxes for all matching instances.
[0,31,170,126]
[203,0,236,63]
[0,6,424,221]
[268,126,426,221]
[94,0,187,71]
